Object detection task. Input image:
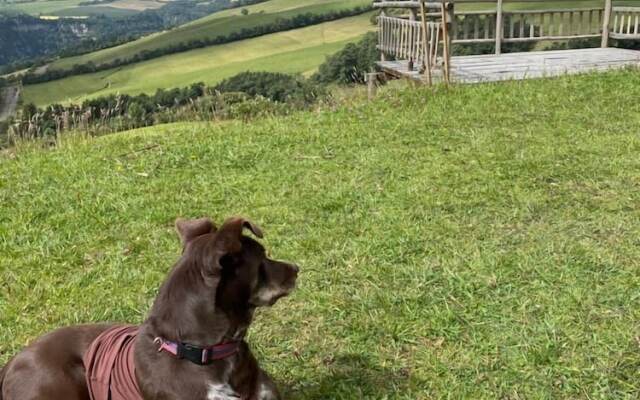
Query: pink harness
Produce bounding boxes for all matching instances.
[83,325,143,400]
[83,325,240,400]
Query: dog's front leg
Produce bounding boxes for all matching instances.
[252,369,281,400]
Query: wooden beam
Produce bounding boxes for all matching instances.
[495,0,504,54]
[441,2,451,84]
[373,1,442,9]
[602,0,612,47]
[419,0,433,85]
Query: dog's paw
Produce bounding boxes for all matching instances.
[207,383,241,400]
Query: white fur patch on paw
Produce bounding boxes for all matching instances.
[207,383,241,400]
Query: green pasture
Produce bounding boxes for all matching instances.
[50,0,371,71]
[23,13,375,106]
[2,70,640,398]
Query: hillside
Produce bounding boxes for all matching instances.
[50,0,371,71]
[0,0,164,17]
[23,13,375,106]
[2,71,640,398]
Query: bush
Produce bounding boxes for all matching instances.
[213,71,324,105]
[312,32,379,85]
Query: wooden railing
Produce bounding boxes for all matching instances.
[611,6,640,39]
[373,1,640,84]
[378,16,441,71]
[451,8,605,44]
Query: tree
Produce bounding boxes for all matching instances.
[241,8,249,16]
[312,32,378,85]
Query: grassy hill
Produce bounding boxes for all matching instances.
[2,71,640,398]
[50,0,371,71]
[23,12,375,106]
[0,0,164,16]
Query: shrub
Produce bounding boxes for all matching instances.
[312,32,379,85]
[213,71,324,105]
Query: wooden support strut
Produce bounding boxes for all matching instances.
[601,0,612,47]
[441,2,451,84]
[495,0,504,54]
[419,0,433,85]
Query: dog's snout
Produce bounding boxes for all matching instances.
[290,264,300,275]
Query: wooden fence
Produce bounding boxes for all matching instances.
[378,16,441,71]
[611,6,640,38]
[374,0,640,83]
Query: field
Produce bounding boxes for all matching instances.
[2,70,640,398]
[50,0,371,71]
[23,13,376,106]
[0,0,164,16]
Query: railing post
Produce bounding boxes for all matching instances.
[601,0,612,47]
[380,9,387,61]
[441,2,452,84]
[495,0,504,55]
[419,0,433,85]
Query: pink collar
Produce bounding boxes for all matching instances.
[153,337,239,365]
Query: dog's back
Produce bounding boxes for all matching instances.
[0,324,114,400]
[0,358,9,400]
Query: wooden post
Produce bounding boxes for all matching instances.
[447,2,454,79]
[380,9,387,61]
[601,0,612,47]
[495,0,504,55]
[366,73,378,100]
[441,2,451,84]
[419,0,433,85]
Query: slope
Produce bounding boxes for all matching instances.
[23,13,375,106]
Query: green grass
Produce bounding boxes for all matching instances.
[0,0,85,15]
[51,5,138,17]
[3,70,640,398]
[0,0,163,16]
[50,0,371,71]
[23,13,375,106]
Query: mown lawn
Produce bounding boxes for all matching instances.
[2,71,640,399]
[23,13,375,107]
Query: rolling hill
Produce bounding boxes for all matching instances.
[23,12,376,106]
[0,0,164,17]
[50,0,371,71]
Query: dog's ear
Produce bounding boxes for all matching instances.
[213,217,263,255]
[175,217,217,246]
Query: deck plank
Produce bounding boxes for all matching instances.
[377,48,640,84]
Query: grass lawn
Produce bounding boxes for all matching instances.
[50,0,371,71]
[23,13,375,106]
[2,70,640,398]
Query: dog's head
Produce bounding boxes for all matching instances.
[175,216,299,310]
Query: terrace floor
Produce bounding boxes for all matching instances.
[377,47,640,84]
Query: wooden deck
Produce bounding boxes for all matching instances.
[377,48,640,84]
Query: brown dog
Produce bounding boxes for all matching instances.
[0,217,299,400]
